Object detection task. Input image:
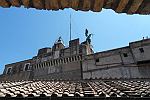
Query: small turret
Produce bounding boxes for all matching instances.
[52,37,65,59]
[37,48,52,56]
[52,37,65,51]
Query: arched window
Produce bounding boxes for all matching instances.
[64,58,66,63]
[60,59,63,63]
[6,67,12,74]
[47,62,50,66]
[77,56,80,60]
[50,61,53,66]
[72,57,75,62]
[66,58,69,62]
[75,56,77,61]
[24,63,30,71]
[69,57,71,62]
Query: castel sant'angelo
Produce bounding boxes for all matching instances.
[1,31,150,81]
[0,0,150,99]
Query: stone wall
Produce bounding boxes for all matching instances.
[83,65,150,79]
[1,39,150,81]
[3,59,33,75]
[1,59,34,81]
[0,71,32,81]
[83,47,135,72]
[82,39,150,79]
[33,56,82,80]
[130,39,150,62]
[34,69,81,80]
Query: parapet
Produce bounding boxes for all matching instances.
[37,48,52,56]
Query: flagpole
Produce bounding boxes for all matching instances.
[70,14,72,41]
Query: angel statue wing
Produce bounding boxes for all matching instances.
[85,29,88,37]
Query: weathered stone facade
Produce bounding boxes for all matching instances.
[0,37,150,81]
[83,38,150,79]
[1,37,93,81]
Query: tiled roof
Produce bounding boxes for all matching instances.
[0,80,150,99]
[0,0,150,15]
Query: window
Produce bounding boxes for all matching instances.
[44,62,47,67]
[75,56,77,61]
[58,59,61,64]
[66,58,69,62]
[6,67,12,74]
[48,62,50,66]
[64,58,66,63]
[41,64,43,68]
[80,55,82,60]
[95,59,99,63]
[139,48,144,53]
[56,60,58,65]
[51,61,53,66]
[69,57,71,62]
[39,64,42,68]
[36,64,38,69]
[35,65,37,69]
[77,56,80,60]
[46,62,48,66]
[60,59,63,63]
[41,63,43,68]
[24,63,30,71]
[72,57,74,62]
[123,53,128,57]
[37,64,40,69]
[53,60,55,65]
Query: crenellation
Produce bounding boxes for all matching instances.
[1,35,150,81]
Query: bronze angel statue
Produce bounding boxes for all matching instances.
[85,29,92,44]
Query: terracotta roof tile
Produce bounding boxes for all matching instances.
[0,80,150,99]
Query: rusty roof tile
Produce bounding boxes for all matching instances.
[0,80,150,99]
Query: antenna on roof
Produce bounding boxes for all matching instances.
[69,13,72,41]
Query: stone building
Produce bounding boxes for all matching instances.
[0,36,150,81]
[83,38,150,79]
[0,36,94,81]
